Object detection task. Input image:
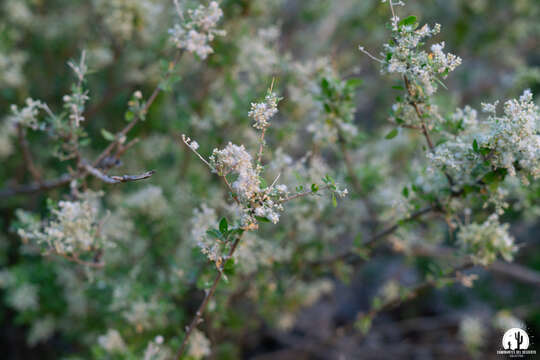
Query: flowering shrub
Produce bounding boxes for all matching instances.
[0,0,539,359]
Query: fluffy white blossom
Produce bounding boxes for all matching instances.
[98,329,127,353]
[6,283,39,311]
[0,50,27,87]
[17,195,109,257]
[493,310,525,331]
[10,98,47,130]
[93,0,163,41]
[169,1,225,59]
[376,19,460,96]
[249,92,280,130]
[457,214,516,266]
[190,204,223,265]
[188,329,211,359]
[27,316,56,346]
[428,90,539,189]
[211,143,260,200]
[237,27,280,78]
[125,185,169,219]
[483,90,539,181]
[459,316,486,353]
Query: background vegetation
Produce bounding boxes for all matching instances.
[0,0,539,359]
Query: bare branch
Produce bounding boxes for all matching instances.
[0,173,74,198]
[176,234,244,358]
[93,50,184,168]
[16,124,42,182]
[309,205,435,267]
[83,161,155,184]
[411,244,540,287]
[47,251,105,269]
[280,184,332,203]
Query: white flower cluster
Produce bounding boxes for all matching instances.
[248,92,280,130]
[123,299,160,332]
[379,19,461,96]
[6,283,39,312]
[459,316,486,353]
[169,1,226,59]
[0,50,27,87]
[482,89,539,182]
[493,310,524,331]
[427,90,539,187]
[10,98,47,130]
[143,335,170,360]
[98,329,126,354]
[125,185,169,220]
[17,196,109,256]
[237,27,280,79]
[190,204,222,265]
[426,136,480,185]
[93,0,163,41]
[211,143,260,199]
[210,142,288,225]
[27,316,55,346]
[457,214,516,266]
[188,329,211,359]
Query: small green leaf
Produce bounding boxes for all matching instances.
[346,78,363,89]
[385,128,398,139]
[125,111,134,122]
[402,186,409,198]
[472,139,479,153]
[323,103,332,113]
[101,129,115,141]
[356,315,372,335]
[399,15,417,28]
[228,228,244,237]
[223,258,235,276]
[479,147,491,156]
[206,229,222,240]
[321,78,332,97]
[255,216,271,223]
[311,184,319,193]
[219,217,228,235]
[372,296,383,310]
[332,193,337,208]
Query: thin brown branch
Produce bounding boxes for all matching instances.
[280,184,332,203]
[83,161,155,184]
[403,75,455,187]
[256,128,267,169]
[93,50,184,168]
[403,76,434,151]
[16,124,42,182]
[310,205,435,267]
[339,140,362,193]
[0,173,74,198]
[1,51,184,199]
[49,251,105,268]
[113,137,140,160]
[222,176,241,206]
[363,262,474,320]
[411,244,540,287]
[176,234,243,359]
